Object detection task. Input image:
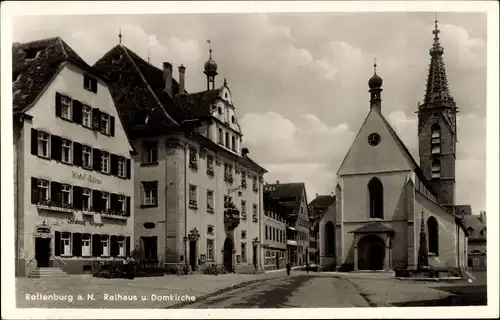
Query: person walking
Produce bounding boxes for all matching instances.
[286,261,291,276]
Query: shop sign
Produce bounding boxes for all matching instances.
[72,171,102,185]
[66,219,104,228]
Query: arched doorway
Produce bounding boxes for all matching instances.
[223,237,234,273]
[358,235,385,270]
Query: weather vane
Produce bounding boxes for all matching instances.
[118,28,123,45]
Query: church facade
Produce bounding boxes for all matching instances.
[321,20,469,273]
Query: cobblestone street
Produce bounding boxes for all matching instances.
[16,270,485,309]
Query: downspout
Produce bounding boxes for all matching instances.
[15,117,21,276]
[259,175,263,271]
[184,138,189,267]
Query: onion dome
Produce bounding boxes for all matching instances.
[369,72,383,89]
[204,57,218,74]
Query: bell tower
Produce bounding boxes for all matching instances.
[417,18,458,207]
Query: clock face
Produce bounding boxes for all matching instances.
[368,133,381,146]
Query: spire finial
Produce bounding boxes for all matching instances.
[373,57,377,74]
[119,28,123,45]
[224,78,227,86]
[207,39,212,59]
[433,14,441,44]
[147,48,150,63]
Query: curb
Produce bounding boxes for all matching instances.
[395,277,463,282]
[165,276,281,309]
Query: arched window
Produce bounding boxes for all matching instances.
[427,216,439,255]
[431,158,441,179]
[431,124,441,154]
[368,177,383,219]
[324,221,335,257]
[467,227,474,236]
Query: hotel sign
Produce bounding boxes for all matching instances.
[72,171,102,185]
[67,219,104,228]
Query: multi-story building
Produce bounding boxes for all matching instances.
[13,37,135,277]
[308,194,335,264]
[94,42,267,273]
[262,189,288,270]
[264,182,310,266]
[462,208,486,271]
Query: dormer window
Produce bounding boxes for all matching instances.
[218,107,222,115]
[231,116,235,123]
[24,48,40,60]
[231,136,236,151]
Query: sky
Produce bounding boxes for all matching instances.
[12,11,487,214]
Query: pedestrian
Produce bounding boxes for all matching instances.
[286,261,291,276]
[306,262,310,274]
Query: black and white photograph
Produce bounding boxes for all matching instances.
[1,1,498,319]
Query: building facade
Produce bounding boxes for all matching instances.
[308,194,335,265]
[264,182,310,266]
[262,189,288,270]
[93,43,267,273]
[13,38,135,277]
[463,210,487,271]
[322,21,469,273]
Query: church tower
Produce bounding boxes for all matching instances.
[418,19,458,207]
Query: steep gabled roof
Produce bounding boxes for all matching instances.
[463,215,486,237]
[93,45,182,134]
[350,222,394,234]
[13,37,106,113]
[309,195,335,209]
[264,182,306,214]
[176,89,221,118]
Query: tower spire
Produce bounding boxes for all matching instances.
[373,57,377,73]
[118,28,123,45]
[368,58,383,110]
[204,39,218,90]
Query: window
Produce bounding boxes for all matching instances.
[207,190,214,212]
[61,184,72,205]
[431,159,441,179]
[100,113,110,135]
[241,171,247,188]
[189,147,198,169]
[118,195,126,213]
[467,227,474,236]
[37,131,50,157]
[241,200,246,218]
[38,180,49,201]
[207,155,214,175]
[82,234,91,256]
[480,228,486,236]
[225,132,230,148]
[431,124,441,154]
[218,128,224,144]
[241,231,247,239]
[231,136,236,151]
[189,185,198,208]
[207,225,214,234]
[61,139,72,163]
[82,188,91,210]
[60,95,72,120]
[101,192,109,211]
[101,151,110,173]
[118,236,125,257]
[117,157,126,177]
[84,74,98,93]
[82,145,92,168]
[272,228,276,241]
[473,258,480,267]
[253,204,258,221]
[143,141,159,164]
[368,177,383,219]
[241,243,247,262]
[325,222,335,256]
[101,235,110,256]
[142,181,158,206]
[82,105,92,128]
[224,164,233,182]
[207,239,214,261]
[427,216,439,256]
[61,232,71,256]
[252,176,258,192]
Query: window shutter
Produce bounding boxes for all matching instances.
[92,108,101,131]
[98,236,103,256]
[72,233,82,257]
[126,197,131,216]
[125,237,131,256]
[92,234,99,257]
[110,193,118,212]
[91,78,98,93]
[110,154,118,176]
[55,92,62,117]
[110,116,115,137]
[92,190,101,211]
[50,181,61,203]
[31,177,38,204]
[73,142,82,166]
[31,129,38,155]
[54,231,61,256]
[126,159,131,179]
[73,186,82,210]
[110,235,118,257]
[72,100,83,124]
[92,148,101,171]
[51,135,62,161]
[83,74,89,89]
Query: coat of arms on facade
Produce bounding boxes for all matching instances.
[223,197,240,230]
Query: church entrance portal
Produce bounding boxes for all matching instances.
[223,237,234,273]
[358,235,385,271]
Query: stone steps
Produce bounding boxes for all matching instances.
[28,267,69,278]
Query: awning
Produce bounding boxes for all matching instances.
[286,226,297,231]
[286,240,297,246]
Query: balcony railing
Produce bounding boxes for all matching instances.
[36,199,130,219]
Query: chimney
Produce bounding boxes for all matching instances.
[178,64,186,94]
[276,180,280,184]
[316,193,319,198]
[163,62,173,94]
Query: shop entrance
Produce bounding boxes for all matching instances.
[35,237,51,267]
